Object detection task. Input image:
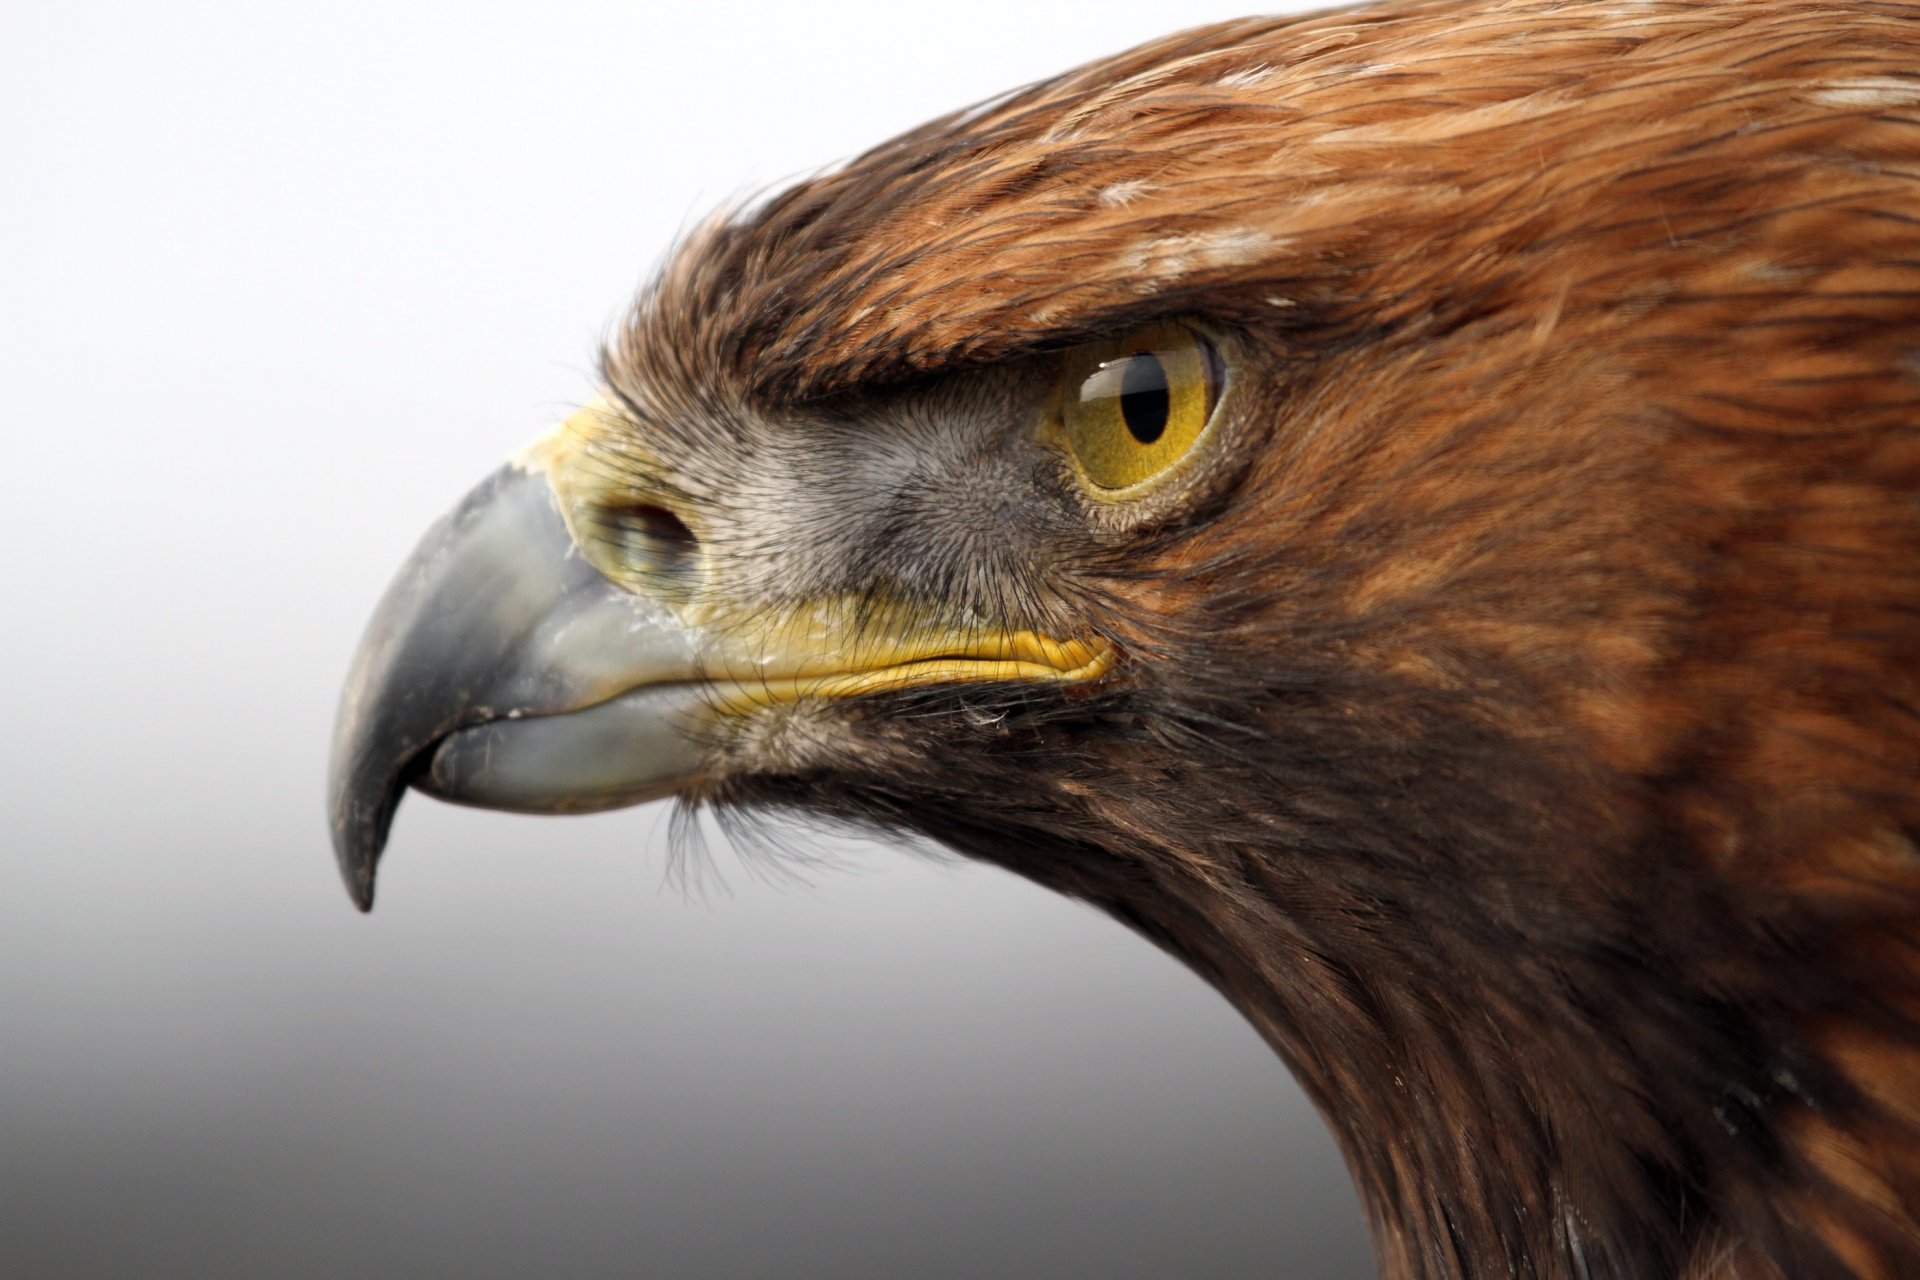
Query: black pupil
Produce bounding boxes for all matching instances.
[1118,352,1170,445]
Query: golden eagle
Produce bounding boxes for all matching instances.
[330,2,1920,1276]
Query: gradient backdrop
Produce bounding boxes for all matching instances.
[3,3,1371,1276]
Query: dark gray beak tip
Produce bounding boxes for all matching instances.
[330,767,399,913]
[337,829,383,914]
[328,649,411,914]
[345,864,378,913]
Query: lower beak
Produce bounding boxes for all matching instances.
[327,462,711,911]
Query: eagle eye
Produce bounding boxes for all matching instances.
[1057,322,1219,494]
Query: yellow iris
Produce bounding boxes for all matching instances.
[1058,322,1219,493]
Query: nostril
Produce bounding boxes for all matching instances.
[594,501,701,579]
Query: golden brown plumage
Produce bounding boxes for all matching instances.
[334,2,1920,1276]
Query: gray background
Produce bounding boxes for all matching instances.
[3,3,1370,1276]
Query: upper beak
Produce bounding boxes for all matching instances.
[327,460,712,911]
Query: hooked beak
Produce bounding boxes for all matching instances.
[326,461,712,910]
[328,405,1113,913]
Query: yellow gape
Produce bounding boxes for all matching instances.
[1058,322,1220,494]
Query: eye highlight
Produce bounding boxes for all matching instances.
[1057,322,1220,494]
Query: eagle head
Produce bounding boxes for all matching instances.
[330,3,1920,1277]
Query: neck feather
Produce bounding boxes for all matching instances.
[901,684,1920,1280]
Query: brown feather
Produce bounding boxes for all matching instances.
[602,3,1920,1277]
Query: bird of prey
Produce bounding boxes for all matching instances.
[329,1,1920,1276]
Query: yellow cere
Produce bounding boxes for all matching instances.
[1058,322,1218,493]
